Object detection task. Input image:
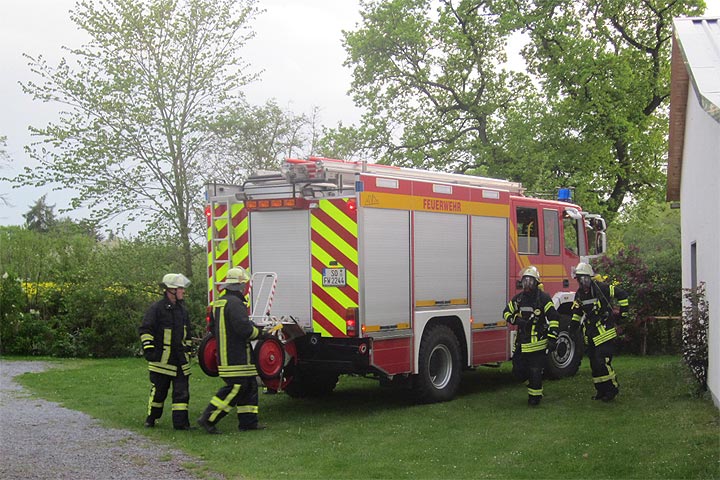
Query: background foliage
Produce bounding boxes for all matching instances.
[0,221,207,357]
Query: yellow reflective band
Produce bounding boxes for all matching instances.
[236,405,259,414]
[147,385,157,415]
[151,402,163,408]
[527,387,543,395]
[172,403,188,411]
[521,339,548,352]
[593,372,617,383]
[148,362,177,376]
[549,320,560,328]
[141,334,153,342]
[364,323,411,333]
[618,299,629,306]
[544,301,554,312]
[161,329,172,363]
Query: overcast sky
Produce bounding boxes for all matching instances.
[1,0,719,229]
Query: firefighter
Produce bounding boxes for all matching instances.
[570,262,629,402]
[197,267,267,434]
[139,273,193,430]
[503,266,560,406]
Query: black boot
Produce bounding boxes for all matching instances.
[144,416,156,428]
[173,410,192,430]
[197,406,221,434]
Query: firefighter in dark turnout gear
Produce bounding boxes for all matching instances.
[139,273,193,429]
[570,262,629,402]
[503,266,560,406]
[197,267,266,434]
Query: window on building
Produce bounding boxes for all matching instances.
[516,207,539,255]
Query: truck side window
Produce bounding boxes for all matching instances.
[563,216,578,256]
[516,207,539,255]
[543,209,560,256]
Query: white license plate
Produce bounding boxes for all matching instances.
[322,267,346,287]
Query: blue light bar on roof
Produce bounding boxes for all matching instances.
[557,188,572,202]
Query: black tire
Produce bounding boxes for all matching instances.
[284,368,339,398]
[413,324,461,403]
[546,321,583,379]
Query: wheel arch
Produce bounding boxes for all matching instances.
[413,308,470,373]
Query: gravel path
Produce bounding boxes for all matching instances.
[0,360,219,480]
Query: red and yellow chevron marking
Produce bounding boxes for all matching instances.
[207,202,248,303]
[311,198,358,337]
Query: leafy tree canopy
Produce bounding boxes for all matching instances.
[13,0,260,277]
[337,0,705,222]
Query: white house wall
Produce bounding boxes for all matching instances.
[681,80,720,406]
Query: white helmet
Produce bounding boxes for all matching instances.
[574,262,594,277]
[222,267,250,291]
[161,273,191,289]
[520,266,541,282]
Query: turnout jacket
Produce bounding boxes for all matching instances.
[503,290,560,353]
[139,295,192,376]
[570,281,629,347]
[211,291,262,378]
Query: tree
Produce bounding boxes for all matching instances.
[493,0,705,219]
[339,0,705,222]
[15,0,260,278]
[202,100,319,184]
[23,195,57,233]
[0,136,10,207]
[340,0,533,173]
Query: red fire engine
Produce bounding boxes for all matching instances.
[199,157,607,402]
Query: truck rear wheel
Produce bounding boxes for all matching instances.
[413,324,461,403]
[546,323,583,379]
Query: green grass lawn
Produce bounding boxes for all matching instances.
[7,355,719,479]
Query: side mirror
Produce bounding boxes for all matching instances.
[595,231,606,255]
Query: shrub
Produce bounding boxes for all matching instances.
[594,246,682,354]
[682,283,709,391]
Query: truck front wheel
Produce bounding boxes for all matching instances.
[413,324,461,403]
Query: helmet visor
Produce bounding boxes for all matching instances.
[521,276,538,291]
[577,275,592,289]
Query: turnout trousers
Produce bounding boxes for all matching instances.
[512,350,546,400]
[147,370,190,428]
[587,341,619,400]
[200,376,259,429]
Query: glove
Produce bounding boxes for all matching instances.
[184,345,193,353]
[255,326,269,340]
[547,338,557,352]
[143,348,155,361]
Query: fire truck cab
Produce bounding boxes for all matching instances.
[200,157,607,403]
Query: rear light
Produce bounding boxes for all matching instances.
[205,306,213,332]
[244,198,306,210]
[345,307,359,337]
[347,198,357,211]
[204,205,211,218]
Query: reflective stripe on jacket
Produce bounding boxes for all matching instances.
[503,290,560,353]
[212,291,261,378]
[138,295,192,376]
